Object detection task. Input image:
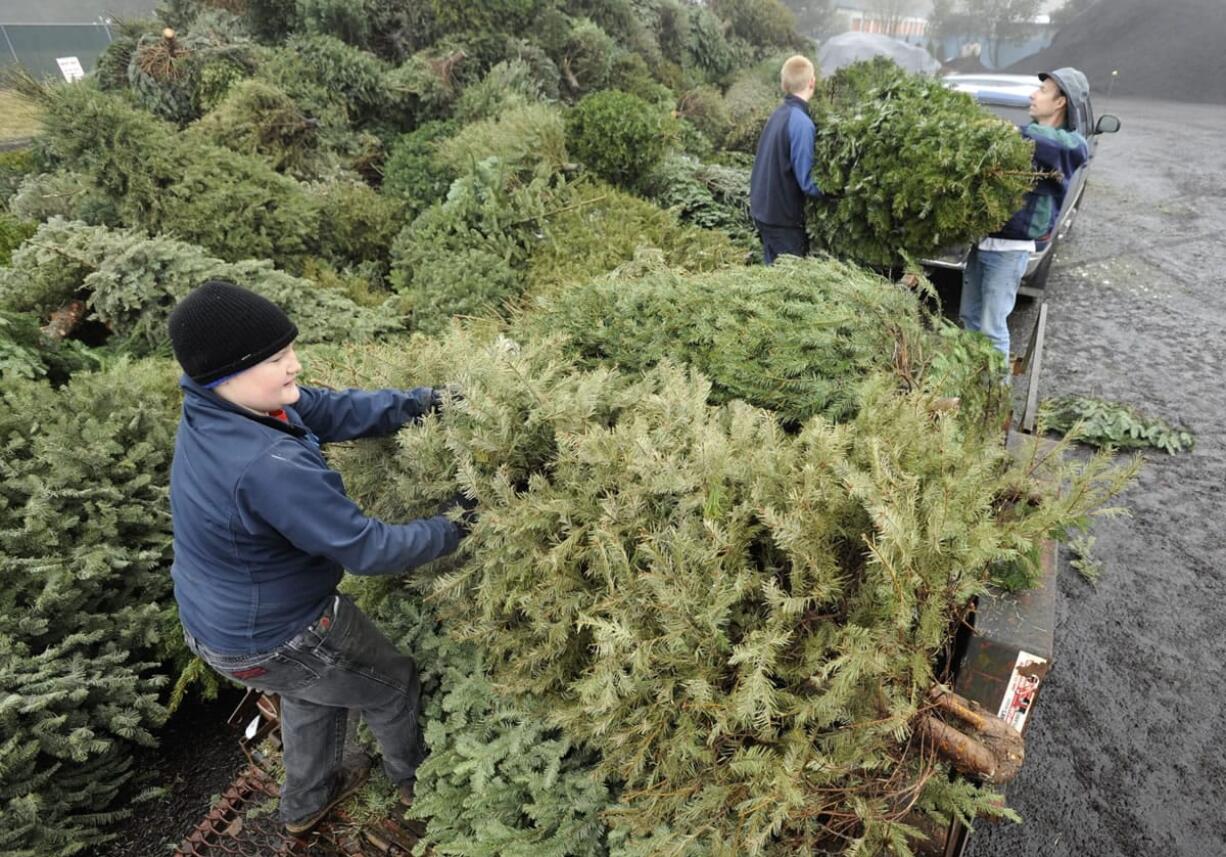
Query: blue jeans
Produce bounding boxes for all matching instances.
[185,594,423,824]
[958,247,1030,357]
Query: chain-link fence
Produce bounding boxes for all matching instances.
[1,2,157,79]
[1,22,116,79]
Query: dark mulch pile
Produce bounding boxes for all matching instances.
[91,688,249,857]
[1008,0,1226,104]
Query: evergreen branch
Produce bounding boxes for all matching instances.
[508,193,610,228]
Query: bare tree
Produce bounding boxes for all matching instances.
[1050,0,1097,27]
[957,0,1043,65]
[867,0,914,37]
[928,0,956,38]
[779,0,837,39]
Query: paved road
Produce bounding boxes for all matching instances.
[967,98,1226,857]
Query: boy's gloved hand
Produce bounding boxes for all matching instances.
[430,384,464,414]
[442,492,479,536]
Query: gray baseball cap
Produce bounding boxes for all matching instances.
[1039,67,1089,104]
[1038,67,1088,130]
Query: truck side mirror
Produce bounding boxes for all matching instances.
[1095,114,1121,134]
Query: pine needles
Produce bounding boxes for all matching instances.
[1039,395,1194,454]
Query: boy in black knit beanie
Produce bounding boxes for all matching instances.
[167,280,470,834]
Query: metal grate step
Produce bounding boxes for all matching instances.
[175,691,422,857]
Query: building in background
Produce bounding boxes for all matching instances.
[0,1,157,79]
[833,0,932,45]
[930,0,1065,68]
[817,0,1065,67]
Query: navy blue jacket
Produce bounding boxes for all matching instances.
[170,377,460,654]
[749,94,822,228]
[993,123,1089,241]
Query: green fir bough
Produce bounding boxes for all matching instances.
[0,360,183,857]
[1039,395,1195,454]
[808,59,1035,267]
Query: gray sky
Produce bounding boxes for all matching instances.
[914,0,1067,14]
[0,1,158,24]
[837,0,1067,15]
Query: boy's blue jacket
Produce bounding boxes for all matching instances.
[993,123,1089,241]
[750,94,822,228]
[170,376,460,654]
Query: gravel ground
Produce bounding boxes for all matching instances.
[967,97,1226,857]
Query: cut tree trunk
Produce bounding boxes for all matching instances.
[916,687,1025,784]
[41,300,87,341]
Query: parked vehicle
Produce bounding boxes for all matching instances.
[923,73,1122,297]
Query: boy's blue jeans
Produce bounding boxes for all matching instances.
[754,219,808,265]
[958,247,1030,358]
[184,594,423,825]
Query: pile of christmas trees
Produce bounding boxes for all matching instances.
[313,260,1127,856]
[0,1,789,850]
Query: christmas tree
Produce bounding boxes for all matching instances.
[807,59,1036,267]
[0,218,399,353]
[0,360,183,856]
[523,255,952,424]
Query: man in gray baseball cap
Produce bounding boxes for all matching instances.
[1039,67,1089,129]
[959,67,1090,361]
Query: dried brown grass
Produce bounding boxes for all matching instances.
[0,89,43,141]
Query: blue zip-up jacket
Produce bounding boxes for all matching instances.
[749,94,822,228]
[993,123,1089,241]
[170,377,461,654]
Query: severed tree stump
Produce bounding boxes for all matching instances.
[41,300,87,341]
[916,686,1025,785]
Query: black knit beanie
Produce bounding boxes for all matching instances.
[168,280,298,385]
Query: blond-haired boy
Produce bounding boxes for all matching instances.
[167,280,472,833]
[749,54,824,264]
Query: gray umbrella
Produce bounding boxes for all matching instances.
[817,32,941,76]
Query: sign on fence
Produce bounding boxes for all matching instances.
[56,56,86,82]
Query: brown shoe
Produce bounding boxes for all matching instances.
[285,765,370,835]
[398,778,416,807]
